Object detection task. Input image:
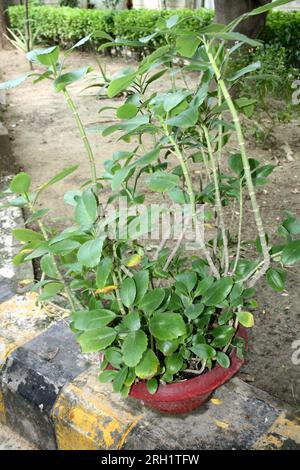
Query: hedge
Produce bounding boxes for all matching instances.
[263,11,300,66]
[8,5,300,65]
[8,6,213,49]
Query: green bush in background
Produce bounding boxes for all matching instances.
[7,6,213,49]
[59,0,78,7]
[263,11,300,67]
[7,5,300,67]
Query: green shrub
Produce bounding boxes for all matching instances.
[8,6,115,48]
[8,6,213,49]
[263,11,300,67]
[8,5,300,66]
[59,0,78,7]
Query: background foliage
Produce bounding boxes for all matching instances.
[8,6,300,67]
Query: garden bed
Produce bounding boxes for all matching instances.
[0,48,299,410]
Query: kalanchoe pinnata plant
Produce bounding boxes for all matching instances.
[1,0,299,399]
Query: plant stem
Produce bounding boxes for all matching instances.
[163,124,220,279]
[202,125,229,275]
[232,181,243,274]
[112,244,126,315]
[63,89,97,185]
[112,271,126,316]
[206,46,270,286]
[24,0,33,70]
[217,87,223,167]
[27,201,77,311]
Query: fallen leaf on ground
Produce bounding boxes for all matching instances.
[213,419,229,430]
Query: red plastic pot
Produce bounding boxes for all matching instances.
[128,326,248,414]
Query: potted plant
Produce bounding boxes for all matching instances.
[1,0,299,414]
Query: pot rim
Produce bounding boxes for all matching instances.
[129,325,248,402]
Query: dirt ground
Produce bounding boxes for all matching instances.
[0,48,299,410]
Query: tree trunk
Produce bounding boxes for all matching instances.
[0,1,11,49]
[215,0,271,38]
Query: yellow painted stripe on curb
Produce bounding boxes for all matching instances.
[253,413,300,450]
[0,292,53,423]
[0,389,6,424]
[52,366,142,450]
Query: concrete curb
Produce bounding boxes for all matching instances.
[0,311,300,450]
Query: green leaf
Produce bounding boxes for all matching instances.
[122,330,148,367]
[176,33,201,58]
[166,14,179,29]
[117,103,138,119]
[249,0,295,16]
[77,238,105,268]
[185,303,204,320]
[75,189,97,229]
[282,240,300,265]
[99,370,118,383]
[202,277,233,306]
[237,311,254,328]
[190,344,216,360]
[156,339,179,356]
[230,283,244,302]
[25,209,49,224]
[133,271,149,304]
[124,368,136,387]
[134,146,160,167]
[113,367,129,393]
[166,106,198,128]
[40,254,57,278]
[35,46,59,66]
[68,34,92,52]
[39,282,64,301]
[147,172,179,193]
[49,239,80,255]
[228,62,261,82]
[105,348,122,368]
[194,276,214,297]
[176,272,197,293]
[0,74,30,90]
[107,72,136,98]
[282,216,300,235]
[39,165,79,191]
[12,228,43,242]
[72,309,116,331]
[120,278,136,308]
[54,66,92,92]
[228,153,243,175]
[78,327,117,353]
[138,288,165,313]
[266,268,286,293]
[216,352,230,369]
[163,91,191,113]
[149,312,186,340]
[121,311,141,332]
[96,257,112,289]
[10,172,31,194]
[135,349,159,380]
[111,166,133,191]
[168,188,188,204]
[146,378,158,395]
[103,115,149,137]
[208,32,261,48]
[211,326,235,348]
[165,353,183,375]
